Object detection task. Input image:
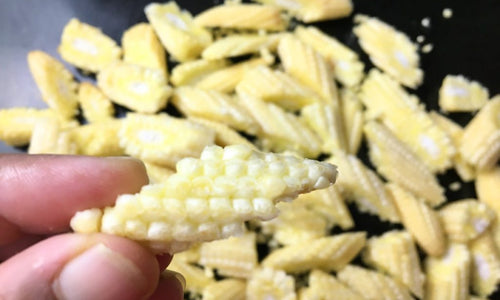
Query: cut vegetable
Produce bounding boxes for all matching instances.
[439,75,489,112]
[201,33,283,60]
[246,268,296,300]
[78,82,114,123]
[256,0,353,23]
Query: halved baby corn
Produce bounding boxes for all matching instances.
[439,75,489,112]
[201,33,283,60]
[168,256,214,294]
[69,119,125,156]
[476,167,500,217]
[188,117,256,149]
[170,58,229,87]
[27,117,76,155]
[340,88,364,154]
[469,231,500,297]
[255,0,353,23]
[300,269,364,300]
[202,279,246,300]
[78,82,115,123]
[246,268,296,300]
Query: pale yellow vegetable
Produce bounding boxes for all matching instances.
[255,0,353,23]
[201,33,283,60]
[476,167,500,218]
[168,256,214,294]
[69,119,125,156]
[300,269,364,300]
[470,231,500,297]
[28,117,76,155]
[246,268,296,300]
[78,82,114,123]
[0,108,60,146]
[439,75,489,112]
[188,117,256,149]
[170,58,229,87]
[202,279,246,300]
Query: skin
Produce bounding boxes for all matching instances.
[0,154,184,300]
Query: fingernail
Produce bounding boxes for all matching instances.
[163,269,186,291]
[52,243,149,300]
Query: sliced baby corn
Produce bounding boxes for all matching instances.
[174,244,201,263]
[476,167,500,217]
[172,86,259,134]
[424,243,470,300]
[201,33,283,60]
[168,256,214,295]
[199,232,258,278]
[121,23,167,78]
[238,92,322,158]
[118,113,215,168]
[364,121,446,206]
[194,3,287,31]
[170,58,229,87]
[144,162,175,184]
[246,268,296,300]
[439,199,495,243]
[328,151,401,223]
[278,35,338,103]
[256,0,353,23]
[188,117,255,148]
[145,2,212,62]
[58,18,121,72]
[362,230,425,298]
[71,144,337,253]
[460,96,500,170]
[236,65,320,111]
[295,26,364,87]
[202,279,246,300]
[28,117,76,155]
[302,269,365,300]
[439,75,489,112]
[469,231,500,297]
[261,232,366,273]
[354,15,423,88]
[69,119,124,156]
[78,82,114,123]
[27,51,79,119]
[340,88,364,154]
[0,108,60,146]
[97,62,171,114]
[388,183,446,257]
[337,264,413,300]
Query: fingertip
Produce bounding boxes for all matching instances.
[149,270,185,300]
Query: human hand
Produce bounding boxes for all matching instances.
[0,154,184,299]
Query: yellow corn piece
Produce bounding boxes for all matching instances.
[278,35,338,103]
[144,162,175,184]
[236,65,320,111]
[439,199,495,243]
[121,23,167,78]
[71,144,337,253]
[388,183,446,257]
[171,59,229,87]
[295,26,364,87]
[188,117,255,149]
[78,82,114,123]
[238,92,322,158]
[424,243,470,300]
[470,231,500,297]
[301,103,347,154]
[439,75,489,112]
[69,119,125,156]
[256,0,353,23]
[194,3,287,31]
[202,279,246,300]
[118,113,215,168]
[337,265,413,300]
[27,51,79,119]
[0,108,59,146]
[246,268,296,300]
[340,88,364,154]
[429,111,476,181]
[362,230,425,298]
[360,70,455,172]
[460,96,500,170]
[58,19,121,73]
[172,86,259,134]
[144,2,212,62]
[470,296,489,300]
[328,151,401,223]
[261,232,365,273]
[295,185,354,230]
[199,232,257,278]
[201,33,283,60]
[353,15,423,88]
[300,269,364,300]
[476,167,500,218]
[28,117,76,155]
[168,256,214,295]
[364,121,446,206]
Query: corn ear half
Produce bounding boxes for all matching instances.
[476,167,500,218]
[202,279,246,300]
[0,108,60,146]
[246,268,296,300]
[469,231,500,297]
[439,75,489,112]
[302,269,365,300]
[256,0,353,23]
[78,82,115,123]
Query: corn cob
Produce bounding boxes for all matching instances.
[261,232,365,273]
[460,96,500,170]
[300,269,365,300]
[78,82,114,123]
[71,144,337,253]
[121,23,167,78]
[202,279,246,300]
[388,183,446,257]
[476,167,500,218]
[174,244,201,264]
[170,59,229,87]
[27,51,79,119]
[199,232,257,278]
[236,65,320,111]
[58,19,121,73]
[295,26,364,87]
[194,3,287,31]
[69,119,125,156]
[144,162,175,184]
[439,75,489,112]
[97,62,172,114]
[354,15,422,88]
[328,151,401,223]
[168,256,214,295]
[201,33,283,60]
[28,117,76,155]
[188,117,256,149]
[439,199,495,243]
[118,113,215,168]
[470,231,500,297]
[362,230,425,298]
[172,86,259,134]
[424,243,470,300]
[255,0,353,23]
[144,2,212,62]
[364,121,446,206]
[337,265,413,300]
[340,88,364,154]
[246,268,296,300]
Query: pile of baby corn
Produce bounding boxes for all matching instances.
[1,0,499,299]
